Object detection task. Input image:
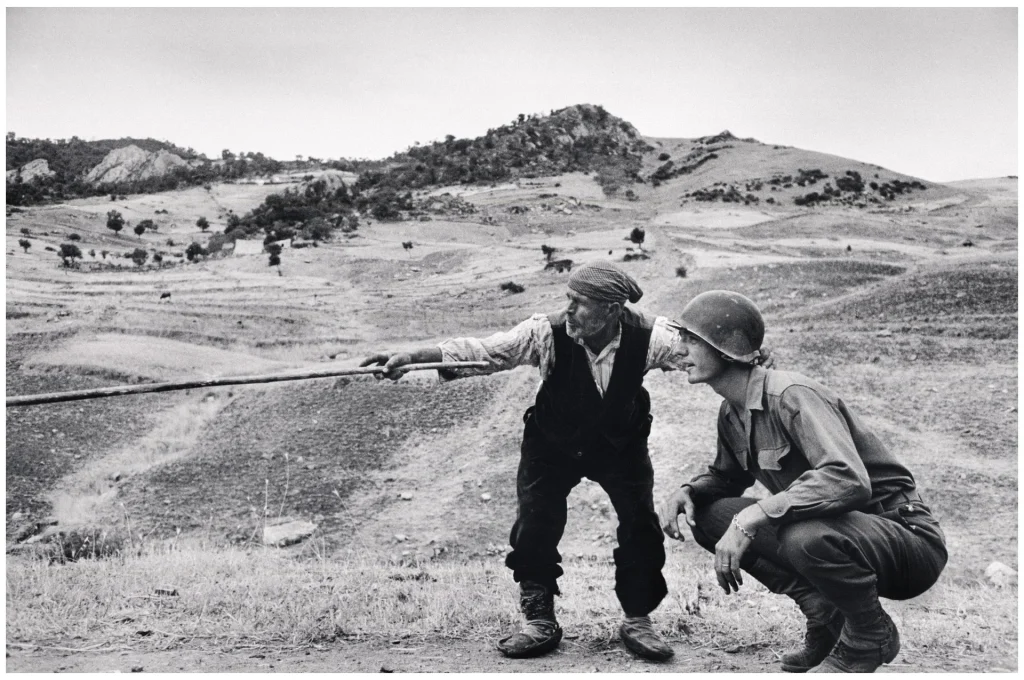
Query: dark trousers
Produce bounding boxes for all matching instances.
[504,433,667,617]
[690,496,948,616]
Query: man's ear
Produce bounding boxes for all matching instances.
[607,301,623,318]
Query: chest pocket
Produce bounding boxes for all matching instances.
[756,442,790,471]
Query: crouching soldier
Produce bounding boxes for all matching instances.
[658,291,947,673]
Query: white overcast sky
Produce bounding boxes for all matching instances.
[6,7,1018,182]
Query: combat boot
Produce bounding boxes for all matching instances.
[496,581,562,658]
[780,604,844,673]
[809,607,900,673]
[742,558,843,673]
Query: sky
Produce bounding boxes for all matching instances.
[6,7,1018,182]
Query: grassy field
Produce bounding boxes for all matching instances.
[5,168,1017,671]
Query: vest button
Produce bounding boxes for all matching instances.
[575,451,583,458]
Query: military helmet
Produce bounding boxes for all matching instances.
[673,290,764,363]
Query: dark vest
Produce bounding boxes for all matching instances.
[527,308,654,452]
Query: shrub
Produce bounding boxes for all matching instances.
[67,233,81,241]
[185,242,206,262]
[196,216,210,232]
[130,248,148,267]
[500,281,525,294]
[657,152,671,161]
[675,265,687,278]
[20,228,30,235]
[18,238,30,253]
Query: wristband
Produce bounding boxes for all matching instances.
[731,515,757,541]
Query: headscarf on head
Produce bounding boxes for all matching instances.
[567,260,643,304]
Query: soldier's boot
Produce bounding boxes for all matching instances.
[780,596,845,673]
[619,615,674,661]
[809,598,900,673]
[742,558,843,673]
[496,580,562,658]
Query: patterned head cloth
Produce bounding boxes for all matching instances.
[567,260,643,304]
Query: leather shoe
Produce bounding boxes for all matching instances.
[497,619,563,658]
[620,615,674,661]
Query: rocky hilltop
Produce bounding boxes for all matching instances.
[83,145,191,184]
[6,159,56,183]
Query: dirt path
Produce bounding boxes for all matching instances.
[6,636,995,673]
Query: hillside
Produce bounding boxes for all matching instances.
[4,111,1018,672]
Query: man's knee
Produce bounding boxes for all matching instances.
[777,519,834,567]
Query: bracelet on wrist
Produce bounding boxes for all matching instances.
[731,515,757,541]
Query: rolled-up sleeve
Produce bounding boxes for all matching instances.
[757,386,872,524]
[646,316,689,372]
[684,410,755,504]
[437,313,553,381]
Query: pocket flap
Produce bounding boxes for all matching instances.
[757,443,790,471]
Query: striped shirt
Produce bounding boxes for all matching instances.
[437,312,686,396]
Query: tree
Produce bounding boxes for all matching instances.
[196,216,210,232]
[134,223,147,239]
[541,244,556,261]
[221,149,235,161]
[58,243,83,268]
[185,241,205,262]
[106,210,125,235]
[153,252,163,264]
[18,239,30,253]
[130,248,148,267]
[629,227,646,251]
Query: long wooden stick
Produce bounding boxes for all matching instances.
[5,361,489,408]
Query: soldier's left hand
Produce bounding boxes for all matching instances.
[756,345,775,369]
[713,525,752,594]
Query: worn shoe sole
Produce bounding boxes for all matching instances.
[496,627,563,659]
[620,627,675,662]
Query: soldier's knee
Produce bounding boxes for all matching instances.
[777,520,832,565]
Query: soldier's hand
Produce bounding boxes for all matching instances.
[714,525,751,595]
[659,487,696,542]
[359,351,413,381]
[756,345,776,369]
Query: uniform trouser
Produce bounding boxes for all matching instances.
[689,496,948,618]
[504,434,668,617]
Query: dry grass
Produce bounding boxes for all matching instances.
[6,540,1016,665]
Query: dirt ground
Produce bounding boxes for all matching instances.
[7,635,1002,673]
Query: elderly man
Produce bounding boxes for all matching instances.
[659,291,947,673]
[362,261,695,661]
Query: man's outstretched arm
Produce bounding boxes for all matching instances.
[360,313,553,381]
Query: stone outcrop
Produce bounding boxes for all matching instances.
[262,518,318,547]
[6,159,56,183]
[84,145,188,184]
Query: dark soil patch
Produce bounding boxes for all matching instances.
[114,375,502,542]
[802,264,1018,337]
[6,338,166,522]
